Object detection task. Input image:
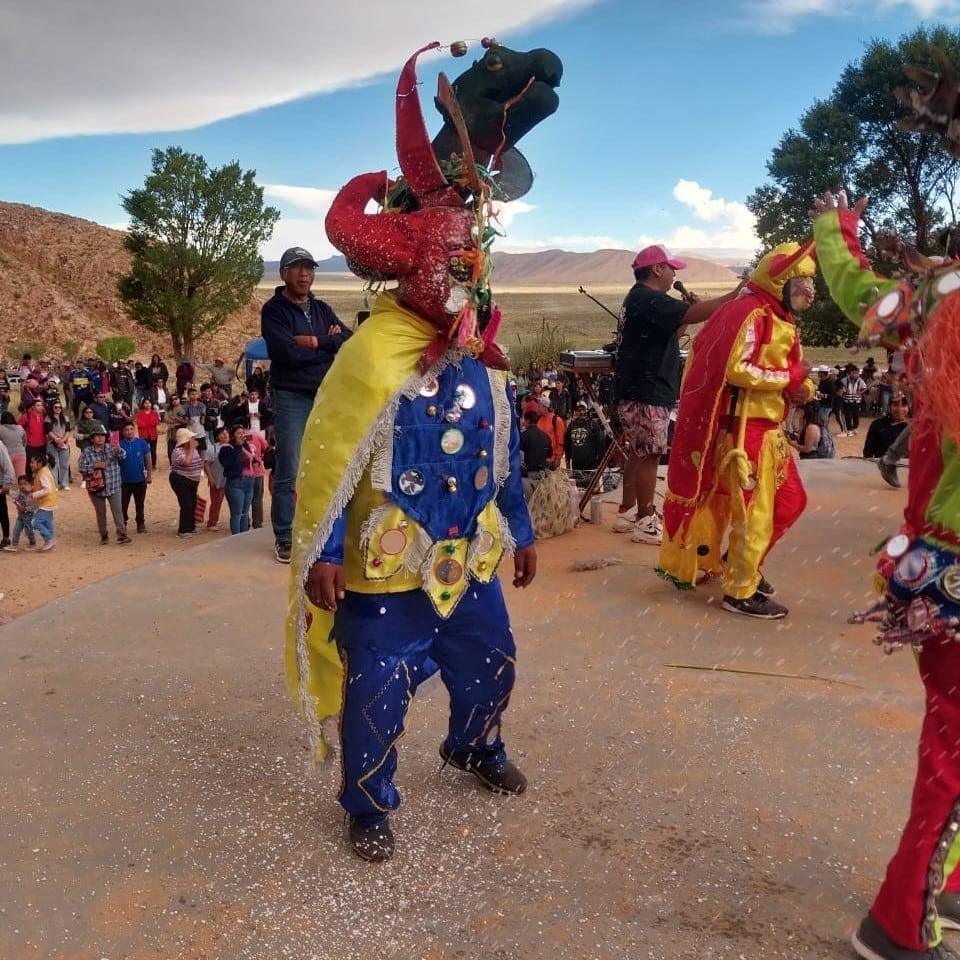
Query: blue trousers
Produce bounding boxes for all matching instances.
[32,508,54,544]
[333,578,517,826]
[224,476,254,534]
[270,389,315,545]
[12,512,35,546]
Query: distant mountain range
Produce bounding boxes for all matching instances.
[0,199,746,361]
[264,247,743,286]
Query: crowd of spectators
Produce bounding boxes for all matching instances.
[0,351,278,552]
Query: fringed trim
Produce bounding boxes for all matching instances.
[370,351,458,491]
[488,369,511,486]
[359,503,394,552]
[293,596,325,759]
[420,541,442,595]
[655,567,696,591]
[401,525,434,577]
[494,503,517,553]
[921,796,960,945]
[293,350,456,761]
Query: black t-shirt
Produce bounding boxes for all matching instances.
[565,418,605,470]
[613,283,689,405]
[519,425,553,472]
[862,418,908,459]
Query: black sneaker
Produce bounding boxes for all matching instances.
[348,817,395,862]
[852,913,960,959]
[136,522,146,534]
[722,591,788,619]
[756,573,776,598]
[275,542,291,564]
[878,459,901,489]
[938,892,960,932]
[100,533,109,545]
[439,742,527,795]
[117,534,132,545]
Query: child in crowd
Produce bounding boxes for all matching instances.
[5,475,37,551]
[28,454,57,551]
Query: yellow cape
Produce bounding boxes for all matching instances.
[285,292,446,760]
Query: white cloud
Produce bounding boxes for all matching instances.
[262,185,337,217]
[742,0,960,33]
[634,180,759,255]
[0,0,598,144]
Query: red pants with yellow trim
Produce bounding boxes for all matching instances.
[721,420,806,600]
[870,637,960,950]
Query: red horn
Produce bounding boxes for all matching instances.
[325,171,418,277]
[396,43,462,208]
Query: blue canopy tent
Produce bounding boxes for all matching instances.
[237,337,270,384]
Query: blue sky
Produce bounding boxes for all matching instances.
[2,0,959,263]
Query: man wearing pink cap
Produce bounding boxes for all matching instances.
[612,245,742,543]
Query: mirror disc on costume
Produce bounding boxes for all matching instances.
[441,428,465,454]
[435,558,464,585]
[379,528,408,555]
[941,565,960,601]
[419,379,439,398]
[455,384,477,409]
[886,533,910,559]
[876,290,903,318]
[742,477,757,491]
[445,406,463,423]
[935,269,960,296]
[476,530,495,555]
[398,468,426,495]
[474,465,489,489]
[897,549,931,585]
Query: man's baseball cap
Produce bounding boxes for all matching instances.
[280,247,319,269]
[632,244,687,271]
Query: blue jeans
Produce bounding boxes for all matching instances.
[32,508,55,544]
[47,443,70,488]
[12,512,36,546]
[225,476,254,534]
[271,388,316,545]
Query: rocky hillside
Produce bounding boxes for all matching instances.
[0,201,742,364]
[0,201,264,363]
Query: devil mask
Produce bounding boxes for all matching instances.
[324,40,562,369]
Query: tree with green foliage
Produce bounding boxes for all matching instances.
[746,25,960,345]
[96,336,136,364]
[117,147,280,360]
[8,342,47,364]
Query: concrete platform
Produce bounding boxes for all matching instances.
[0,459,929,960]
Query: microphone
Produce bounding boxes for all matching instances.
[673,280,697,303]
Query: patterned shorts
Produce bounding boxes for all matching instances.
[616,401,671,457]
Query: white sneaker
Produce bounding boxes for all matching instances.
[612,505,639,532]
[631,513,663,544]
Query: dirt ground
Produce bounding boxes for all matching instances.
[0,424,253,621]
[0,421,877,622]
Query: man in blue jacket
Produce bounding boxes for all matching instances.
[261,246,351,563]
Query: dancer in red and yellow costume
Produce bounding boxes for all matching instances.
[813,186,960,960]
[656,242,816,619]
